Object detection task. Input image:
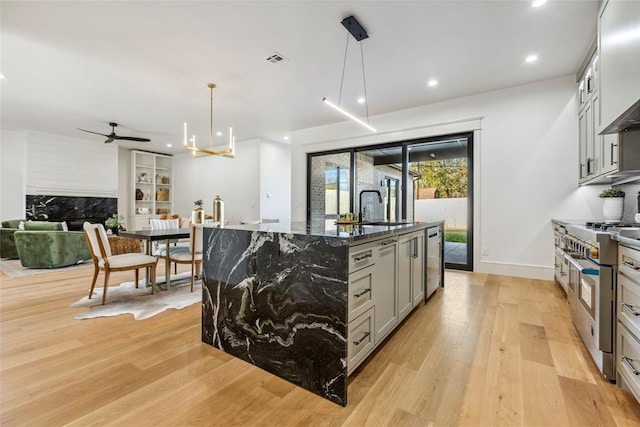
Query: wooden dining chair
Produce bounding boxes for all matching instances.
[167,223,204,292]
[83,222,158,305]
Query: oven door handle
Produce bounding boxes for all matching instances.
[622,356,640,375]
[562,251,600,276]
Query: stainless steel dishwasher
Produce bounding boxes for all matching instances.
[426,226,442,299]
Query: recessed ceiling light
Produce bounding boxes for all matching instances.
[357,97,365,104]
[166,144,172,148]
[525,54,538,63]
[0,73,5,80]
[532,0,547,7]
[428,79,438,87]
[284,136,290,141]
[216,131,223,136]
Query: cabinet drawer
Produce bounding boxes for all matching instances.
[347,307,375,375]
[617,322,640,399]
[349,243,376,272]
[618,273,640,338]
[619,245,640,284]
[348,265,374,321]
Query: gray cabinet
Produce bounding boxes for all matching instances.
[598,0,640,134]
[578,54,600,183]
[398,235,414,320]
[617,244,640,403]
[372,237,399,343]
[398,230,424,320]
[347,228,428,373]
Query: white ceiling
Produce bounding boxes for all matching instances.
[1,1,597,155]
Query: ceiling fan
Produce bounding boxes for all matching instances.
[76,122,151,143]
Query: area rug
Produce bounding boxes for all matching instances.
[0,258,92,278]
[70,272,201,320]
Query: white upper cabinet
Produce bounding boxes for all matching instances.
[598,0,640,134]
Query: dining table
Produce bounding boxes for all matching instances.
[118,228,191,289]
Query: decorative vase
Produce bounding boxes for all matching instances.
[602,197,624,223]
[213,195,224,227]
[192,209,204,224]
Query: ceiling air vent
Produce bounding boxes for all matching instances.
[266,52,287,64]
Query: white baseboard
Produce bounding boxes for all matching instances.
[475,260,554,281]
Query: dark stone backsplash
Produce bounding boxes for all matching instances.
[25,195,117,230]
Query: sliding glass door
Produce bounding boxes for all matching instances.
[408,135,473,270]
[308,151,352,221]
[307,132,474,271]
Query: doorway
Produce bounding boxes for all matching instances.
[306,132,474,272]
[408,134,473,271]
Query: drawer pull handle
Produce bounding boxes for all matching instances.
[353,253,372,262]
[622,303,640,316]
[622,356,640,375]
[381,239,397,246]
[353,331,371,346]
[354,288,371,298]
[624,261,640,271]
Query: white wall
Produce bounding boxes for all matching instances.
[1,129,118,219]
[173,139,261,224]
[25,132,117,197]
[259,140,291,223]
[291,75,608,280]
[415,198,467,229]
[0,129,27,220]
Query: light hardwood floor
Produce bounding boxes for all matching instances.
[2,262,640,426]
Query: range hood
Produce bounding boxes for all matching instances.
[600,98,640,135]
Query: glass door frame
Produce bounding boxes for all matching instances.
[306,132,474,272]
[306,148,356,221]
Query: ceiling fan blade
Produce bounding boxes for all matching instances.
[104,137,115,143]
[113,136,151,142]
[77,128,108,137]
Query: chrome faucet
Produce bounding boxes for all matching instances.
[359,190,383,223]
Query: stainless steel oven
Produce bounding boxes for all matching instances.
[563,224,617,380]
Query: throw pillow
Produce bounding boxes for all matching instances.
[23,221,64,231]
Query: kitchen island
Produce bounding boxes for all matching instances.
[201,220,444,406]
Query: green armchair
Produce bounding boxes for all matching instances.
[0,219,26,259]
[11,221,91,268]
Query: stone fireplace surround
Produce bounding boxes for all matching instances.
[25,195,117,231]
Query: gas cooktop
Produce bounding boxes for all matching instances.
[585,221,639,231]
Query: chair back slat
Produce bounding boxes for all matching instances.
[150,219,179,230]
[191,224,204,254]
[83,222,111,259]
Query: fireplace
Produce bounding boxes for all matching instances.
[25,195,117,231]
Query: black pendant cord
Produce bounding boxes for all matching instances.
[338,32,349,106]
[360,42,370,125]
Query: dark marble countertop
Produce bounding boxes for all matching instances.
[221,220,444,242]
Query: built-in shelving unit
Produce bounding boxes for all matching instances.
[130,150,173,230]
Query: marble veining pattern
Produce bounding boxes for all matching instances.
[25,195,116,229]
[202,227,349,405]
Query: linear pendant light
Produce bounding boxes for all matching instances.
[183,83,235,158]
[322,97,377,132]
[323,15,377,133]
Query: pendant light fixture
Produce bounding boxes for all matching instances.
[323,15,377,133]
[183,83,235,158]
